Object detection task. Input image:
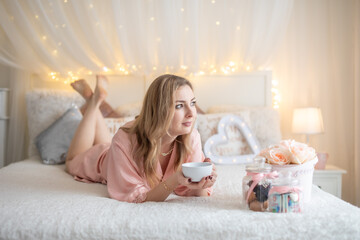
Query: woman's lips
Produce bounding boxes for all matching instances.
[182,121,192,127]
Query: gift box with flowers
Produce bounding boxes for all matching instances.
[259,139,318,203]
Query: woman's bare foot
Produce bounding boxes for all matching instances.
[71,79,93,100]
[93,75,108,106]
[71,76,120,118]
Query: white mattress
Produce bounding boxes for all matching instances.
[0,158,359,240]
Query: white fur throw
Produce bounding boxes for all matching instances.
[0,158,359,239]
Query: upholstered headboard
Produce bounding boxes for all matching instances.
[189,71,272,111]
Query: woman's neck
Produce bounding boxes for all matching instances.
[160,134,176,153]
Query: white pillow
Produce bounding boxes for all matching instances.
[114,102,142,117]
[104,117,135,137]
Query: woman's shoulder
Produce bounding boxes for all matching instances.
[112,120,137,148]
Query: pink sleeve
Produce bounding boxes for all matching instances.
[174,129,213,196]
[105,133,150,203]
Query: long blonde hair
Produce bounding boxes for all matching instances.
[121,74,194,187]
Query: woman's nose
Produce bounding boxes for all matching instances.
[186,105,195,118]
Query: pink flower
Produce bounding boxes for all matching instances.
[259,145,291,165]
[280,139,316,164]
[259,139,316,165]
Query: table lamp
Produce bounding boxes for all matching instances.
[292,107,324,144]
[292,107,327,169]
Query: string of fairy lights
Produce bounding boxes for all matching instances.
[48,65,281,109]
[34,0,281,108]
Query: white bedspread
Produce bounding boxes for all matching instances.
[0,158,359,240]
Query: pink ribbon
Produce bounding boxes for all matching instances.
[246,171,278,203]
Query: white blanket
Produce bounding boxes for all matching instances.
[0,158,359,240]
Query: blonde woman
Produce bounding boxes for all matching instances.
[66,74,217,203]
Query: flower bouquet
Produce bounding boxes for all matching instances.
[259,139,318,203]
[259,139,317,165]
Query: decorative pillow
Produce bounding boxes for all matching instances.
[104,116,136,137]
[197,111,252,150]
[26,89,84,158]
[197,108,281,150]
[114,102,142,117]
[203,115,261,164]
[35,106,82,164]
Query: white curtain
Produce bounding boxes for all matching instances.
[5,69,31,166]
[0,0,293,76]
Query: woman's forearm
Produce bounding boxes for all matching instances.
[144,174,179,202]
[187,189,209,197]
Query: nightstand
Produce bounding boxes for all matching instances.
[313,165,346,198]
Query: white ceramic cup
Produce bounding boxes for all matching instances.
[182,162,212,182]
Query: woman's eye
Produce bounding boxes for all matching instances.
[175,104,183,109]
[191,101,196,106]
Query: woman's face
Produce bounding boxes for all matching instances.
[168,85,197,137]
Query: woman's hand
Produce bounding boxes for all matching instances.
[177,158,217,190]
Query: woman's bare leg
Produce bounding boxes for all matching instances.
[66,75,109,168]
[71,79,120,118]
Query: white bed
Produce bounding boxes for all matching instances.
[0,72,359,239]
[1,158,359,239]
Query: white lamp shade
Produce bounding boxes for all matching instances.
[292,107,324,134]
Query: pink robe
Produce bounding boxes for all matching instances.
[67,123,211,203]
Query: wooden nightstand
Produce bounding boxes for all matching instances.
[313,165,346,198]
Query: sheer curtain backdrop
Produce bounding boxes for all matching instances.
[0,0,359,206]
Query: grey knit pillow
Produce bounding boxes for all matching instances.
[35,106,82,164]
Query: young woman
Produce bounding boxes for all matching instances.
[66,74,217,203]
